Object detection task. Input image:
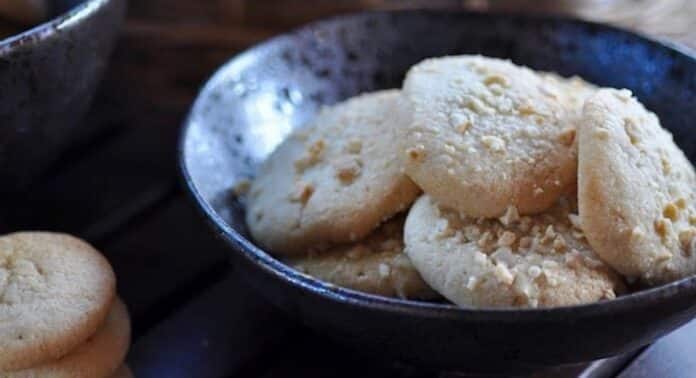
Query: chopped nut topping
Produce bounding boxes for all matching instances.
[345,139,362,154]
[494,263,515,285]
[663,203,679,221]
[679,228,696,254]
[630,226,644,241]
[466,276,480,290]
[378,263,391,278]
[660,154,672,175]
[294,139,326,172]
[540,225,556,244]
[533,187,544,196]
[498,231,517,247]
[483,74,509,87]
[567,214,582,230]
[481,135,505,152]
[558,128,576,146]
[406,145,426,162]
[517,103,538,116]
[654,218,673,240]
[594,128,610,140]
[457,121,472,133]
[676,198,687,209]
[552,235,567,252]
[289,181,314,204]
[478,231,494,249]
[615,89,633,102]
[465,97,495,114]
[623,118,640,145]
[499,206,520,226]
[334,157,362,184]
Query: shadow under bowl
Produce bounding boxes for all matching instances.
[0,0,126,190]
[180,10,696,373]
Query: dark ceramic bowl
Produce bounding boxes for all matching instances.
[180,10,696,373]
[0,0,126,190]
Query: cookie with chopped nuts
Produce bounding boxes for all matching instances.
[404,195,624,308]
[402,55,595,218]
[9,299,131,378]
[0,232,116,371]
[578,89,696,285]
[288,215,438,299]
[246,90,421,255]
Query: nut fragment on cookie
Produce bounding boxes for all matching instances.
[404,196,625,308]
[578,89,696,284]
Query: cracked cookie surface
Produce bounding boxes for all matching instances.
[8,299,130,378]
[289,215,438,299]
[246,90,421,255]
[0,233,116,371]
[402,55,595,217]
[404,195,624,308]
[579,89,696,284]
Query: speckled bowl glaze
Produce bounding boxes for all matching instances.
[0,0,126,189]
[181,10,696,373]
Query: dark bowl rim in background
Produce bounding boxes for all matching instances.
[0,0,111,53]
[179,9,696,322]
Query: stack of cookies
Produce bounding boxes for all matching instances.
[244,55,696,308]
[0,232,132,377]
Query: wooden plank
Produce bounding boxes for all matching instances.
[128,273,293,378]
[617,319,696,378]
[101,195,230,334]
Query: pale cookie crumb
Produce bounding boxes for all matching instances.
[494,263,514,285]
[499,206,520,226]
[567,214,582,230]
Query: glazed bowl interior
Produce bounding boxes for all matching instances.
[181,10,696,371]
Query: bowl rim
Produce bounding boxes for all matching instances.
[0,0,113,54]
[179,8,696,321]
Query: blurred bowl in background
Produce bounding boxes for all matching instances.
[0,0,126,191]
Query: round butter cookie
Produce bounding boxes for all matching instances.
[246,90,421,255]
[0,232,116,371]
[578,89,696,284]
[289,215,438,299]
[404,196,624,308]
[9,299,131,378]
[402,55,595,217]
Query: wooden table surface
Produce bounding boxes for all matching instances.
[1,1,695,377]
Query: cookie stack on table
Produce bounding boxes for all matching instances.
[244,54,696,308]
[0,233,132,378]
